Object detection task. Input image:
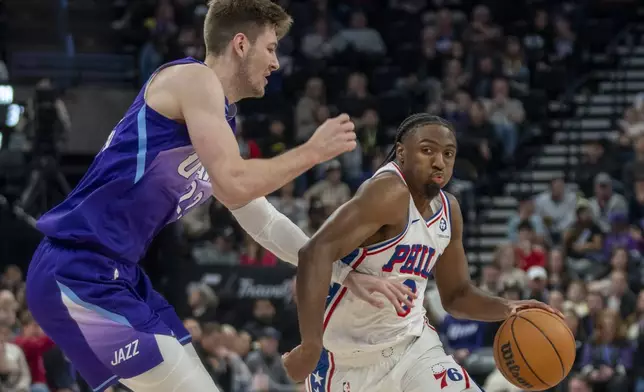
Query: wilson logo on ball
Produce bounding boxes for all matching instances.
[501,342,533,389]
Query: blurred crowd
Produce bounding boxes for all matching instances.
[1,0,642,391]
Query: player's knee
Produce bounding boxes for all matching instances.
[119,335,219,392]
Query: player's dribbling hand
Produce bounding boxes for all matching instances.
[508,299,564,320]
[344,272,417,313]
[282,343,322,382]
[307,114,356,163]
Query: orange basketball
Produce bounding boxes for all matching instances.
[493,308,576,391]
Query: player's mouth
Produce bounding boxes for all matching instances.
[431,174,444,184]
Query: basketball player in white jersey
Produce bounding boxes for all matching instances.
[284,114,561,391]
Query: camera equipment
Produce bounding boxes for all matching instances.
[16,83,71,217]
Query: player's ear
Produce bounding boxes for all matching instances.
[395,143,405,164]
[231,33,248,57]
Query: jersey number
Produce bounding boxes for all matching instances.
[176,153,206,217]
[397,279,417,318]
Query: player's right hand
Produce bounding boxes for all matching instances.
[306,114,356,163]
[344,272,417,313]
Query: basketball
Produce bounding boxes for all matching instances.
[493,308,576,391]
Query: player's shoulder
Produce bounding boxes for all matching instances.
[441,191,460,211]
[351,172,409,218]
[159,63,221,94]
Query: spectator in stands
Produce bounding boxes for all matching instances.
[456,100,498,179]
[522,9,552,70]
[240,234,278,266]
[622,135,644,191]
[551,16,578,70]
[483,78,525,160]
[192,228,239,266]
[604,212,642,260]
[443,59,470,100]
[243,299,277,341]
[198,323,252,392]
[304,160,351,212]
[416,26,443,99]
[565,280,589,318]
[355,108,384,168]
[582,291,605,337]
[462,5,501,58]
[630,178,644,230]
[547,248,570,291]
[268,182,308,230]
[567,374,592,392]
[580,310,632,391]
[626,290,644,340]
[549,290,565,313]
[300,18,334,61]
[564,203,604,279]
[1,266,24,296]
[434,8,458,54]
[471,55,498,99]
[619,107,644,146]
[0,322,30,392]
[564,309,586,372]
[524,266,549,302]
[478,264,501,295]
[261,119,289,158]
[589,173,629,232]
[13,313,53,392]
[338,72,374,117]
[0,290,18,332]
[502,36,530,94]
[576,141,615,197]
[535,177,578,243]
[237,117,263,159]
[636,320,644,392]
[300,197,328,237]
[329,11,386,57]
[295,77,326,144]
[495,244,526,289]
[589,248,640,298]
[606,270,637,320]
[187,282,219,324]
[515,222,547,271]
[245,327,296,392]
[507,194,547,244]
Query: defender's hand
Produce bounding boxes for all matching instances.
[344,272,417,314]
[306,114,356,163]
[282,343,323,382]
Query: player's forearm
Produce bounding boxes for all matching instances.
[296,245,334,349]
[230,198,352,284]
[225,145,319,207]
[443,283,512,322]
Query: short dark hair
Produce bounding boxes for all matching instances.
[204,0,293,56]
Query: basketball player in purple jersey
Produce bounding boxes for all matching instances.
[25,1,415,391]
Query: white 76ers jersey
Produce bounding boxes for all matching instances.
[322,162,452,356]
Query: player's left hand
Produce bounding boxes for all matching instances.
[282,343,322,382]
[508,300,564,320]
[344,272,417,314]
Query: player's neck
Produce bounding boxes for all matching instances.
[205,55,242,103]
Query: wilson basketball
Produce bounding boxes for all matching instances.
[493,308,576,391]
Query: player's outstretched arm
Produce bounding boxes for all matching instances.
[178,65,356,208]
[433,193,560,322]
[283,175,414,382]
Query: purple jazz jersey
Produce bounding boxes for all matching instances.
[37,56,236,264]
[26,57,235,392]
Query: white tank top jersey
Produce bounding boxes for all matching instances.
[322,162,453,356]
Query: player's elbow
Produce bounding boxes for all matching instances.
[211,166,257,208]
[440,284,472,318]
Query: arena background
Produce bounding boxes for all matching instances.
[0,0,643,391]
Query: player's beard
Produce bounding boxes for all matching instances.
[423,183,441,200]
[238,50,265,98]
